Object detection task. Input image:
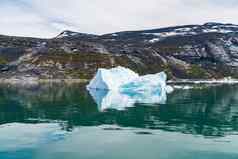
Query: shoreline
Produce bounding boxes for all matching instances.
[1,77,238,85]
[168,79,238,84]
[0,78,89,85]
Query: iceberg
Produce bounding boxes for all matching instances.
[87,66,139,90]
[87,66,173,111]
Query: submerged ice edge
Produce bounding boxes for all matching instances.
[88,88,167,111]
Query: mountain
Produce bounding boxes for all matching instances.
[1,22,238,80]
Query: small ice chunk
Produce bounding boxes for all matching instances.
[173,85,193,90]
[166,85,174,93]
[87,66,139,90]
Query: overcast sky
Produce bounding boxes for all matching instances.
[1,0,238,38]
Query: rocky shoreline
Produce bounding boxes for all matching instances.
[1,76,238,86]
[168,77,238,84]
[0,77,88,85]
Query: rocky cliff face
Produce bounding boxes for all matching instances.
[1,22,238,80]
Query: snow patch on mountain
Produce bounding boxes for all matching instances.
[112,33,118,36]
[148,38,160,43]
[56,31,79,38]
[141,23,238,42]
[174,27,192,32]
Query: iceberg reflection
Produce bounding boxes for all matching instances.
[88,87,167,111]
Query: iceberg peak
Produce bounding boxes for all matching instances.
[87,66,139,90]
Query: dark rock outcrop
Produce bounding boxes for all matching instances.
[1,22,238,79]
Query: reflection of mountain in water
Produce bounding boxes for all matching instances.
[0,83,238,137]
[0,123,68,152]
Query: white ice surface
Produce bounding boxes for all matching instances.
[87,66,139,90]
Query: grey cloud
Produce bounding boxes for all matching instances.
[0,0,238,38]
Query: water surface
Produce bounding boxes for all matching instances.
[0,83,238,159]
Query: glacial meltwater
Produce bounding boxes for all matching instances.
[0,83,238,159]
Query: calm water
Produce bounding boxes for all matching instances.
[0,83,238,159]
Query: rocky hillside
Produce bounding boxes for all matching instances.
[1,22,238,80]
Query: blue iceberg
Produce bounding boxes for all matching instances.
[120,72,167,95]
[87,66,173,111]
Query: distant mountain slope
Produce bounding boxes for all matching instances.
[1,22,238,80]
